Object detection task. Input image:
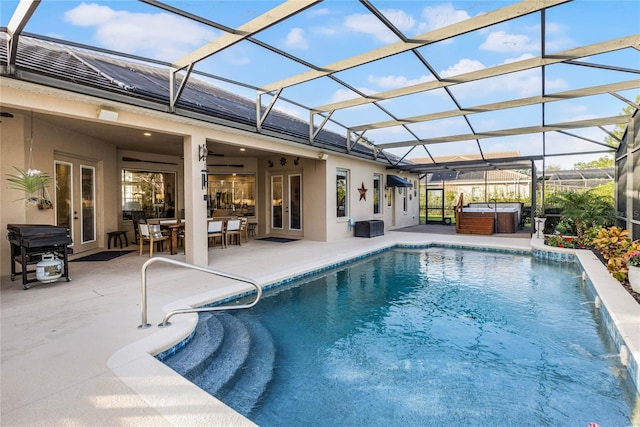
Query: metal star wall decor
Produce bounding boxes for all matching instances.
[358,182,368,201]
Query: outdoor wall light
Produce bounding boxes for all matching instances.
[97,108,118,121]
[198,144,208,162]
[318,152,329,160]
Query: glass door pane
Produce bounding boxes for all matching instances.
[81,166,96,243]
[55,161,73,233]
[289,174,301,230]
[271,175,283,229]
[427,189,444,223]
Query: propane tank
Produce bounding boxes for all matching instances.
[36,253,63,283]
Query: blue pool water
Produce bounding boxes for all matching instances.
[170,247,637,426]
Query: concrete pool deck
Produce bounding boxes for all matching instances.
[1,229,638,426]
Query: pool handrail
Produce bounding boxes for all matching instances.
[138,257,262,329]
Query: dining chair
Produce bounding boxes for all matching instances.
[138,223,169,257]
[225,219,242,247]
[239,217,249,243]
[207,220,225,249]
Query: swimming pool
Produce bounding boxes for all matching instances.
[163,247,635,426]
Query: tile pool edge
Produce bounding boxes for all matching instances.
[108,237,639,427]
[531,237,640,393]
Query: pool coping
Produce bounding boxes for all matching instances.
[107,236,640,426]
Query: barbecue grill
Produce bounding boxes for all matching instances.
[7,224,72,289]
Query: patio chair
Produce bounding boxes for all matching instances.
[207,220,225,249]
[138,223,169,257]
[225,219,242,247]
[240,217,249,243]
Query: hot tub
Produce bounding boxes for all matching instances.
[462,207,519,233]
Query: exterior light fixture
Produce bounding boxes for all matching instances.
[143,132,152,137]
[97,108,118,121]
[318,152,329,160]
[239,148,246,152]
[198,144,208,162]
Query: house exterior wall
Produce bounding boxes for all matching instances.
[324,155,419,240]
[1,110,118,278]
[1,78,419,274]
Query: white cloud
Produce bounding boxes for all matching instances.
[440,58,486,78]
[382,9,416,32]
[343,9,414,43]
[331,87,375,104]
[64,3,216,61]
[420,3,471,31]
[367,74,435,89]
[285,28,308,50]
[480,31,539,53]
[436,56,569,99]
[343,13,396,43]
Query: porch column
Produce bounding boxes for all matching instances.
[184,133,208,266]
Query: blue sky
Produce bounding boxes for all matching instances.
[2,0,639,169]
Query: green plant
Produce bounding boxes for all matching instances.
[627,250,640,268]
[592,227,640,282]
[5,167,51,204]
[544,235,585,248]
[533,207,546,218]
[592,226,631,260]
[547,190,615,239]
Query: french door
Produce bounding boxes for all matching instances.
[270,172,302,237]
[55,155,98,253]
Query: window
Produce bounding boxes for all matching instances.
[122,170,176,220]
[472,186,482,200]
[207,173,256,217]
[373,174,381,214]
[336,169,348,217]
[386,187,392,207]
[402,187,408,212]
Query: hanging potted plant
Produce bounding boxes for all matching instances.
[6,166,53,208]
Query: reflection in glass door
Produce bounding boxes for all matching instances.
[55,156,98,253]
[81,166,96,243]
[271,175,283,229]
[289,174,301,230]
[56,162,72,232]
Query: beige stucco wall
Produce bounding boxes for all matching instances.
[1,111,118,277]
[324,154,420,241]
[1,78,420,275]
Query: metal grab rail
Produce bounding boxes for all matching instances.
[138,257,262,329]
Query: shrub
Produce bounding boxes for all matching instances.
[628,250,640,268]
[592,226,640,282]
[544,235,585,249]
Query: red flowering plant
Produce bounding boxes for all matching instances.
[544,235,586,249]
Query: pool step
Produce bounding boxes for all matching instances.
[194,312,252,395]
[215,312,276,416]
[162,312,225,380]
[161,311,276,417]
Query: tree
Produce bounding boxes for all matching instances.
[604,94,640,146]
[573,155,614,170]
[547,189,615,238]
